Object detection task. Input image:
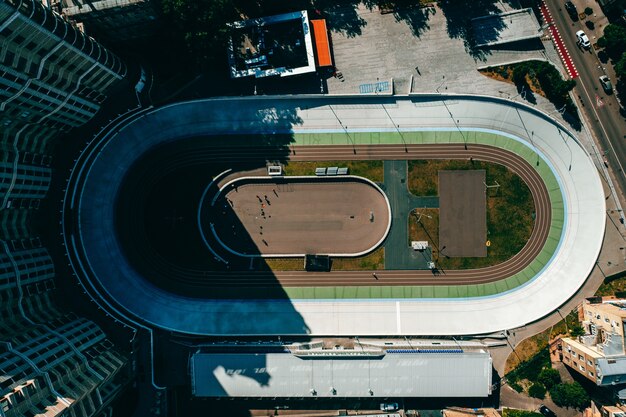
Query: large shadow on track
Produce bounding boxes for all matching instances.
[114,109,305,301]
[64,102,315,414]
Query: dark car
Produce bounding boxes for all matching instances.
[539,405,557,417]
[565,1,579,21]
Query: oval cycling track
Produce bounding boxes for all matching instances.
[62,95,604,336]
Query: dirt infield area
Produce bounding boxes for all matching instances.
[211,177,390,256]
[439,170,487,257]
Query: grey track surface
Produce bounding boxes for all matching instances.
[382,160,438,270]
[439,170,487,257]
[213,178,389,256]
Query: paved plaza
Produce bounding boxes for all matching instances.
[326,3,564,100]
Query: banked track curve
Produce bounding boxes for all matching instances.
[62,95,604,336]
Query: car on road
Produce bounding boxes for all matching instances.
[599,75,613,93]
[539,405,557,417]
[576,30,591,49]
[380,403,399,411]
[565,1,579,21]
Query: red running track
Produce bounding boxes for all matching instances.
[540,1,579,79]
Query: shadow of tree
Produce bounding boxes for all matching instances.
[438,0,517,61]
[391,0,434,37]
[313,0,368,38]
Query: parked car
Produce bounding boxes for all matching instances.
[576,30,591,49]
[565,1,579,20]
[380,402,399,411]
[599,75,613,93]
[539,405,557,417]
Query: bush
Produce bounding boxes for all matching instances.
[584,6,593,15]
[509,381,524,392]
[570,324,586,337]
[549,382,590,410]
[598,24,626,60]
[538,367,561,389]
[507,348,550,384]
[503,410,543,417]
[586,20,595,30]
[529,383,547,399]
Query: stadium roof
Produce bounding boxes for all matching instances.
[190,351,492,398]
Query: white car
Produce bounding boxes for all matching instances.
[599,75,613,93]
[576,30,591,49]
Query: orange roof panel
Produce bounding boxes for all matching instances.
[311,19,333,67]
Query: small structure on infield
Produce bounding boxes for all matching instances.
[412,241,429,251]
[305,254,330,271]
[267,165,282,176]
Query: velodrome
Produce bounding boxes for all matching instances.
[63,95,605,336]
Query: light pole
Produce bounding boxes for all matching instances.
[557,128,573,171]
[514,106,540,166]
[412,208,432,224]
[328,104,356,154]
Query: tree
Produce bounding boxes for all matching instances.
[570,324,586,337]
[597,24,626,60]
[504,410,543,417]
[549,382,590,410]
[528,382,547,399]
[538,367,561,389]
[615,52,626,79]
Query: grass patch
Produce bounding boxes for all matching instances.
[594,271,626,297]
[479,66,545,97]
[263,258,304,271]
[407,160,535,269]
[408,208,439,245]
[480,60,577,113]
[283,161,384,183]
[332,247,385,271]
[263,248,385,271]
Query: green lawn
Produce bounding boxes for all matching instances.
[283,160,383,182]
[408,160,535,269]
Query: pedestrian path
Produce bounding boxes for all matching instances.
[540,1,579,79]
[382,160,437,270]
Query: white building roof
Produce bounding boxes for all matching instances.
[191,351,492,398]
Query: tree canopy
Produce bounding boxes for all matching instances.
[549,382,590,410]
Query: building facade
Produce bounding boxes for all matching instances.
[0,1,130,415]
[560,298,626,389]
[0,0,127,155]
[0,242,129,417]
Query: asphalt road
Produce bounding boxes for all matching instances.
[545,0,626,202]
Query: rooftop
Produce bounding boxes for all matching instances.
[191,350,492,398]
[227,10,315,79]
[586,299,626,319]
